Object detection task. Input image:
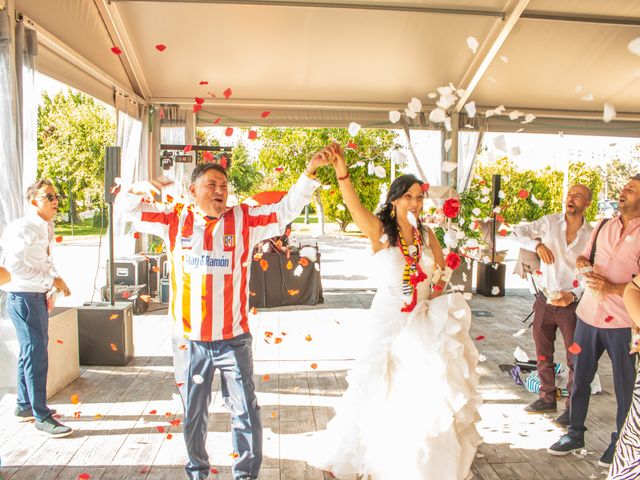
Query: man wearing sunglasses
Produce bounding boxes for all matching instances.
[1,179,73,437]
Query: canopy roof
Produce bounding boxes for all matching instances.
[14,0,640,135]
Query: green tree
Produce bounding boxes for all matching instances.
[37,90,116,222]
[256,127,399,231]
[195,128,262,197]
[597,158,638,201]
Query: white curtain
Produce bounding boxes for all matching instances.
[457,117,486,192]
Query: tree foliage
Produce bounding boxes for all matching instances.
[256,128,400,230]
[37,90,116,221]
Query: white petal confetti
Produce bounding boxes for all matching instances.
[511,146,521,156]
[350,161,365,169]
[472,207,481,216]
[494,105,506,115]
[444,138,453,152]
[480,186,490,195]
[452,309,467,319]
[367,161,374,175]
[348,122,361,137]
[261,243,270,253]
[429,108,447,124]
[514,346,529,363]
[444,116,452,132]
[485,109,495,118]
[500,55,508,63]
[480,196,489,203]
[498,190,505,199]
[491,286,500,295]
[628,37,640,56]
[437,85,453,95]
[580,92,594,102]
[373,165,386,178]
[522,113,536,124]
[406,211,417,228]
[493,134,507,152]
[408,97,422,113]
[427,92,437,99]
[513,328,527,337]
[193,374,204,384]
[404,108,417,119]
[463,292,473,300]
[464,101,476,118]
[603,103,616,123]
[437,93,456,110]
[456,88,467,98]
[466,36,479,54]
[441,160,457,172]
[488,76,496,83]
[336,204,345,211]
[379,233,389,243]
[478,354,487,362]
[508,110,523,120]
[391,151,406,165]
[293,265,303,277]
[389,110,401,123]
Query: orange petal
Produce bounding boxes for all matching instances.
[166,433,173,440]
[56,339,64,344]
[110,343,118,351]
[178,344,188,350]
[262,374,270,381]
[286,260,293,270]
[71,394,80,405]
[310,363,318,370]
[568,342,582,355]
[109,314,119,320]
[271,411,277,418]
[287,289,299,296]
[299,258,309,267]
[259,259,269,271]
[305,334,312,342]
[230,452,239,459]
[156,426,165,433]
[149,409,157,415]
[274,337,283,344]
[210,467,219,474]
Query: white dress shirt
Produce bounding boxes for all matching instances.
[0,210,58,293]
[513,213,593,299]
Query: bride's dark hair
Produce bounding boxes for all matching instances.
[376,174,427,247]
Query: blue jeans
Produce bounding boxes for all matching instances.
[173,333,262,480]
[569,318,636,447]
[8,292,52,422]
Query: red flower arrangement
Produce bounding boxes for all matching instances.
[442,198,461,219]
[445,251,461,270]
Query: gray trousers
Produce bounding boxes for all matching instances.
[173,333,262,480]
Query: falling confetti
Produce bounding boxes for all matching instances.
[573,279,580,288]
[373,165,386,178]
[149,409,157,415]
[225,127,234,137]
[56,339,64,344]
[500,55,508,63]
[248,130,258,140]
[628,37,640,56]
[310,363,318,369]
[178,344,188,350]
[193,374,204,384]
[183,145,192,153]
[261,111,271,118]
[195,97,205,105]
[305,334,313,342]
[389,110,401,123]
[166,433,173,440]
[111,46,122,55]
[517,189,529,199]
[513,329,527,337]
[259,259,269,271]
[211,468,219,474]
[156,426,165,433]
[464,101,476,118]
[223,88,232,99]
[262,374,270,381]
[466,36,479,54]
[55,235,63,243]
[71,394,80,405]
[603,103,616,123]
[348,122,361,137]
[491,286,500,295]
[78,474,91,480]
[155,44,166,52]
[568,342,582,355]
[288,289,299,296]
[199,81,209,85]
[475,335,486,341]
[537,355,546,361]
[110,343,118,351]
[605,315,614,323]
[230,452,239,459]
[274,337,283,344]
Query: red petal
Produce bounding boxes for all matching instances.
[573,279,579,288]
[498,229,507,236]
[211,467,219,474]
[155,44,167,52]
[149,409,157,415]
[518,189,530,199]
[55,235,63,243]
[261,111,271,118]
[195,97,205,105]
[140,467,151,474]
[213,117,222,124]
[223,88,232,99]
[111,46,122,55]
[56,339,64,344]
[433,285,443,291]
[475,335,486,341]
[78,474,91,480]
[496,214,505,223]
[203,151,214,162]
[225,127,234,137]
[193,104,202,113]
[169,419,181,426]
[537,355,546,361]
[184,145,192,153]
[199,81,209,85]
[166,433,173,440]
[568,342,582,355]
[133,232,140,239]
[421,183,430,193]
[220,155,228,168]
[156,426,165,433]
[262,374,270,381]
[274,167,284,173]
[248,130,257,140]
[605,315,614,323]
[347,141,357,149]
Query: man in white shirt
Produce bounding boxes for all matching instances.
[1,179,72,437]
[514,184,593,425]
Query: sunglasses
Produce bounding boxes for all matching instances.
[38,193,62,202]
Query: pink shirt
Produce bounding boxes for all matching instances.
[576,215,640,329]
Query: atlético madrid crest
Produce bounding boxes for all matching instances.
[223,234,235,248]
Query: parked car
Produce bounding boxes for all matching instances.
[597,199,619,218]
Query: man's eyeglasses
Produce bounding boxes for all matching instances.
[37,193,62,202]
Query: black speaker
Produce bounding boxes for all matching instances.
[492,174,501,207]
[77,302,134,365]
[104,146,121,203]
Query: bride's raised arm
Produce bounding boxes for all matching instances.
[327,144,384,247]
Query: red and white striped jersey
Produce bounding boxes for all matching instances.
[118,174,319,341]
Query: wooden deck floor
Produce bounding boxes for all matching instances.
[0,289,618,480]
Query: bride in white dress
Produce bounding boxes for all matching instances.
[308,144,482,480]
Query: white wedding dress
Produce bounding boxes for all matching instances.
[308,244,482,480]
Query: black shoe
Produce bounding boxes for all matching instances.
[14,407,57,421]
[554,409,570,427]
[598,442,615,468]
[34,416,72,438]
[547,433,585,456]
[524,398,557,414]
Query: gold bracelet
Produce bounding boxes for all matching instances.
[304,169,317,180]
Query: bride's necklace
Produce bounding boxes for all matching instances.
[398,227,428,313]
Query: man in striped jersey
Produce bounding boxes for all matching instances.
[118,146,332,480]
